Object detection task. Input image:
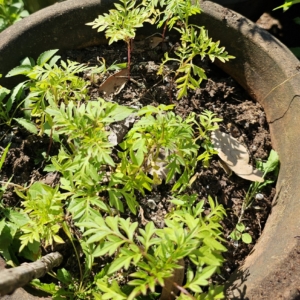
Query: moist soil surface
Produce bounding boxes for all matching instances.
[0,36,276,297]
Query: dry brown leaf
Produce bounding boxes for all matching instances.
[211,129,264,182]
[99,68,128,97]
[149,36,164,49]
[160,259,185,300]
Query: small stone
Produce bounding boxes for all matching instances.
[255,193,264,200]
[147,199,156,209]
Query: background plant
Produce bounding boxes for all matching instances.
[0,0,29,32]
[274,0,300,11]
[274,0,300,58]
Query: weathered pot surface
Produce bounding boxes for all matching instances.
[210,0,271,21]
[0,0,300,299]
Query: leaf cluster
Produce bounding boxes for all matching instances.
[15,182,65,251]
[86,0,153,44]
[1,43,229,299]
[0,201,40,266]
[159,25,235,99]
[6,49,91,134]
[76,194,226,299]
[0,0,29,32]
[10,94,225,297]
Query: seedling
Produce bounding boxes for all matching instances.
[88,0,234,99]
[243,150,279,213]
[230,150,279,245]
[230,222,252,245]
[86,0,153,78]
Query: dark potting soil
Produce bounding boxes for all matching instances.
[0,37,275,294]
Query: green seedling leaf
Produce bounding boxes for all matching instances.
[236,223,245,232]
[273,0,300,11]
[0,143,10,170]
[242,233,252,244]
[13,118,38,134]
[262,149,279,173]
[37,49,59,67]
[6,81,26,114]
[230,229,241,241]
[0,86,10,102]
[57,268,73,284]
[6,65,32,77]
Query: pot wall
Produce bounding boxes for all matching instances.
[0,0,300,298]
[211,0,270,21]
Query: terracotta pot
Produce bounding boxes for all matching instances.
[0,0,300,298]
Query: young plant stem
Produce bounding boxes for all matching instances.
[162,17,169,41]
[62,222,83,290]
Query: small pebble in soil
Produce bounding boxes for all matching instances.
[255,193,264,200]
[147,199,157,209]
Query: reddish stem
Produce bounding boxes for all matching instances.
[162,17,170,41]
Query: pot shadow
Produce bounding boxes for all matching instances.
[224,267,250,299]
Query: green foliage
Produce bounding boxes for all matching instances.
[230,150,279,245]
[155,0,201,30]
[6,88,223,297]
[0,0,29,32]
[244,150,279,211]
[229,223,252,244]
[6,49,91,134]
[0,81,26,125]
[0,202,39,265]
[86,0,152,45]
[193,110,222,167]
[15,182,65,251]
[117,104,199,196]
[2,0,235,292]
[158,25,234,99]
[77,194,226,299]
[46,98,135,217]
[45,98,221,216]
[274,0,300,11]
[0,143,10,172]
[88,0,234,96]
